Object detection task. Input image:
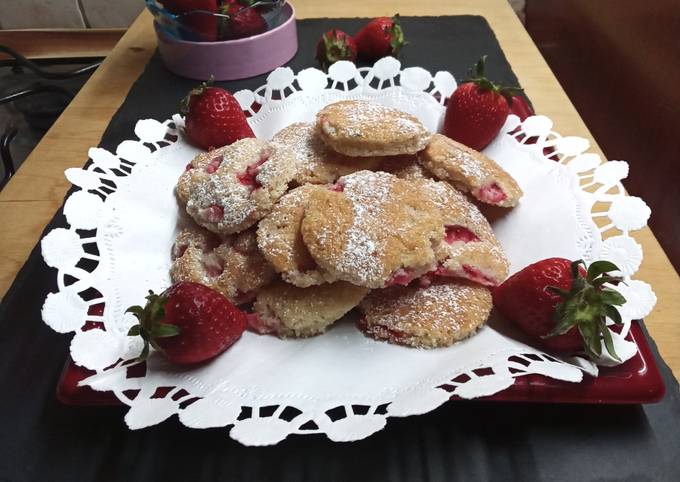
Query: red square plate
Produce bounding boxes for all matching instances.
[57,320,665,406]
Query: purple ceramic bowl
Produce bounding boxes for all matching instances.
[155,2,298,81]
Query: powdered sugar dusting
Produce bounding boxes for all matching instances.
[418,179,493,238]
[257,184,334,287]
[187,171,254,228]
[257,186,309,260]
[419,134,523,207]
[448,148,484,182]
[335,101,422,138]
[359,281,492,348]
[184,138,294,234]
[335,171,394,285]
[317,100,432,157]
[271,123,320,176]
[256,144,294,189]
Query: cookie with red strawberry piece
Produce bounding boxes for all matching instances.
[270,122,381,186]
[493,258,627,359]
[177,144,233,205]
[249,280,369,338]
[171,225,219,259]
[358,279,492,348]
[418,133,523,207]
[414,179,509,287]
[355,15,406,61]
[170,226,276,305]
[316,100,431,157]
[257,184,337,287]
[126,281,247,364]
[181,81,255,151]
[315,29,357,69]
[443,55,523,151]
[184,138,296,235]
[301,170,443,289]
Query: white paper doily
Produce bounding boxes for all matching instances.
[40,58,657,446]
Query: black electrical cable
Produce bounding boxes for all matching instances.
[0,84,74,106]
[1,127,18,189]
[0,45,100,79]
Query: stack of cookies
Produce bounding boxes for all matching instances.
[172,100,523,348]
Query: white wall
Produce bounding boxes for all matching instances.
[0,0,144,29]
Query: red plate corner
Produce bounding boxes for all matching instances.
[57,321,665,406]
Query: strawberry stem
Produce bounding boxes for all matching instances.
[545,259,626,361]
[389,14,406,56]
[126,290,181,361]
[463,55,523,102]
[180,77,215,116]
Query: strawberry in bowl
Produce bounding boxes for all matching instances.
[154,0,298,81]
[218,1,267,40]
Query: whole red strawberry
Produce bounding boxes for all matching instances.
[218,2,266,40]
[492,258,626,360]
[126,282,247,365]
[355,15,406,61]
[162,0,219,41]
[181,81,255,150]
[316,29,357,69]
[443,56,522,151]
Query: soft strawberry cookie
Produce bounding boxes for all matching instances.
[316,100,432,157]
[271,122,381,185]
[183,138,296,235]
[358,279,492,348]
[176,145,233,205]
[301,170,444,289]
[376,154,430,181]
[414,179,509,287]
[257,184,337,287]
[418,133,522,207]
[249,280,369,338]
[170,226,276,305]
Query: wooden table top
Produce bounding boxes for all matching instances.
[1,0,678,377]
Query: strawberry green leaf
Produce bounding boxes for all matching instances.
[592,275,623,287]
[149,338,163,353]
[180,77,214,116]
[389,14,406,56]
[138,342,150,362]
[579,322,602,358]
[127,325,141,337]
[463,56,522,100]
[546,308,578,337]
[600,320,620,361]
[587,260,620,281]
[125,305,145,319]
[571,276,586,293]
[536,259,628,362]
[152,324,181,338]
[605,305,623,324]
[474,55,487,78]
[599,289,626,306]
[570,259,585,280]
